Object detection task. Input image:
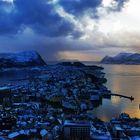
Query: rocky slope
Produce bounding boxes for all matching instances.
[101,53,140,64]
[0,51,46,68]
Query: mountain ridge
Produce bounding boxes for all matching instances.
[101,52,140,64]
[0,51,46,68]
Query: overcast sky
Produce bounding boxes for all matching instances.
[0,0,139,61]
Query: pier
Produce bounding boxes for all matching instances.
[110,93,134,101]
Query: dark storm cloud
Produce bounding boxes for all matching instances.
[0,1,18,34]
[59,0,102,16]
[0,0,80,37]
[14,0,77,37]
[59,0,128,17]
[0,0,129,37]
[0,31,94,61]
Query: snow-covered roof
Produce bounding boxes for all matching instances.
[131,127,140,131]
[131,136,140,140]
[0,87,10,90]
[64,120,91,127]
[8,132,19,139]
[40,129,48,137]
[114,125,124,131]
[91,134,112,140]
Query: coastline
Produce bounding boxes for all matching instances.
[0,63,139,139]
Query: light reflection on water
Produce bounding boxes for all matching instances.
[92,64,140,121]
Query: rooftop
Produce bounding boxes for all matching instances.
[64,120,91,127]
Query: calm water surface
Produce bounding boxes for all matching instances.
[92,64,140,121]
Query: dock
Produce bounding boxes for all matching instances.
[110,93,134,101]
[103,93,134,101]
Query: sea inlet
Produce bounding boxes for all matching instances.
[91,64,140,121]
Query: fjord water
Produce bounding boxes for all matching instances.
[92,64,140,121]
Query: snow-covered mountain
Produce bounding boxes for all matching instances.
[0,51,46,68]
[101,53,140,64]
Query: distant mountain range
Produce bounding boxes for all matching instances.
[101,53,140,64]
[0,51,46,68]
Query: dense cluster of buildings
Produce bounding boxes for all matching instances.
[0,64,139,139]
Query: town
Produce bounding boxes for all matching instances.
[0,62,139,140]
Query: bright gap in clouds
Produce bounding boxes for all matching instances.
[82,0,140,48]
[48,0,59,4]
[125,0,140,19]
[102,0,114,7]
[58,0,140,60]
[58,51,101,61]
